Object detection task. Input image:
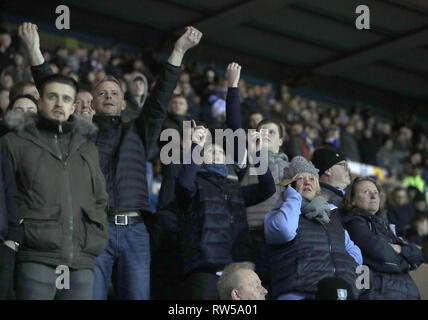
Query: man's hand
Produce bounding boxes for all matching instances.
[248,129,268,155]
[390,243,402,254]
[168,27,203,67]
[3,240,18,252]
[174,26,202,54]
[226,62,241,88]
[18,22,44,66]
[191,120,208,146]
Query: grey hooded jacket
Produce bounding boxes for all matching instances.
[240,151,289,229]
[123,72,149,123]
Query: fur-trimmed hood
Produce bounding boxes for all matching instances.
[4,111,98,137]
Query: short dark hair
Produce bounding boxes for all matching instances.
[9,81,36,100]
[257,118,284,138]
[171,93,186,100]
[92,76,123,97]
[6,94,38,113]
[39,74,78,100]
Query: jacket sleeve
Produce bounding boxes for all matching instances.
[400,244,424,270]
[0,143,21,243]
[30,61,53,93]
[264,186,302,245]
[225,87,248,169]
[175,144,200,210]
[344,216,412,273]
[91,147,109,234]
[344,230,363,265]
[134,62,181,155]
[240,165,275,207]
[226,87,242,131]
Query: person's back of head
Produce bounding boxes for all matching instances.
[217,262,267,300]
[10,81,39,101]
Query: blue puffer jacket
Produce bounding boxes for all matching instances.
[181,171,248,273]
[267,210,359,299]
[341,208,423,300]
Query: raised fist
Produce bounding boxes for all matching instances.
[18,22,40,52]
[174,26,202,53]
[226,62,241,88]
[191,120,208,146]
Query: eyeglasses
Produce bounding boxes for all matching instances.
[336,161,349,170]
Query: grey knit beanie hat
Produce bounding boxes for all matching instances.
[279,156,319,186]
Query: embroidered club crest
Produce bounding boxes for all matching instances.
[337,289,347,300]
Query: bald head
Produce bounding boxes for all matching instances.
[217,263,267,300]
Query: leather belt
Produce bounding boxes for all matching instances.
[108,214,143,226]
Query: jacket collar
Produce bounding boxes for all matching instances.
[320,182,345,197]
[6,112,96,160]
[36,112,74,134]
[92,115,121,131]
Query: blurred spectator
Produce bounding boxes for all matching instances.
[208,95,226,129]
[406,213,428,246]
[0,89,9,115]
[248,111,263,130]
[0,27,14,70]
[0,72,14,90]
[122,73,148,123]
[287,121,312,160]
[340,122,360,162]
[359,128,380,165]
[386,187,414,238]
[2,52,32,83]
[413,191,428,216]
[9,81,39,101]
[403,166,427,203]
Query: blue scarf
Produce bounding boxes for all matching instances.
[201,163,228,178]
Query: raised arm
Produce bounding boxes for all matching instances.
[176,123,207,208]
[264,186,302,245]
[135,27,203,153]
[18,22,52,90]
[225,62,242,131]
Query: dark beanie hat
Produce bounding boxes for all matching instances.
[311,147,346,176]
[315,277,354,300]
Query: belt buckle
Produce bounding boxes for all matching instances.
[114,215,128,226]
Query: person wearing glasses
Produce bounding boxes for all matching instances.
[340,176,424,299]
[311,147,351,209]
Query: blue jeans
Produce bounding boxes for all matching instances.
[93,221,151,300]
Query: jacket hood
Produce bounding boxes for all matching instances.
[5,111,98,136]
[128,72,148,108]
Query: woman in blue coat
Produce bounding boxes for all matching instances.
[264,156,362,300]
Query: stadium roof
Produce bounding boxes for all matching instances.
[4,0,428,118]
